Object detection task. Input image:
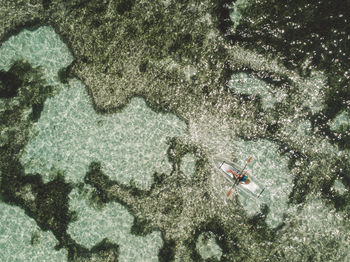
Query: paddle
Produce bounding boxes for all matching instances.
[227,157,252,197]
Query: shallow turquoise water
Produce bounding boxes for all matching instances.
[0,26,73,85]
[228,72,286,110]
[68,185,163,261]
[20,78,187,188]
[0,15,349,262]
[1,26,181,261]
[233,139,293,228]
[0,202,67,261]
[179,153,196,178]
[330,110,350,132]
[195,232,222,260]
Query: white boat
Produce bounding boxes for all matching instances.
[217,160,266,199]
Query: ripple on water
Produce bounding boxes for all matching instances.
[20,78,187,188]
[274,197,350,261]
[67,186,163,262]
[330,110,350,133]
[196,232,222,260]
[233,139,293,228]
[0,26,73,85]
[0,202,67,261]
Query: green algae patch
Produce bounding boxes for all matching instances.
[67,186,163,262]
[35,174,74,235]
[0,58,75,260]
[20,78,187,189]
[0,202,68,261]
[0,60,54,122]
[158,239,176,262]
[0,68,22,98]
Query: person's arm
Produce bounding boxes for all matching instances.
[227,169,240,181]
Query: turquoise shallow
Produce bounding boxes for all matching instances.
[1,1,350,261]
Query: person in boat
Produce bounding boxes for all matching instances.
[227,169,250,184]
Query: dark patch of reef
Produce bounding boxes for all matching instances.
[0,60,119,261]
[1,0,350,261]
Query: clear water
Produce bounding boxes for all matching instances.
[68,185,162,261]
[228,72,287,110]
[0,25,179,261]
[233,139,293,228]
[0,26,73,85]
[0,26,74,261]
[179,153,196,178]
[330,110,350,132]
[20,78,187,188]
[332,179,347,195]
[195,233,222,260]
[1,5,349,262]
[0,202,67,261]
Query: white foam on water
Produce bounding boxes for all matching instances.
[20,79,187,188]
[196,233,222,260]
[0,202,67,261]
[0,26,73,85]
[67,186,163,262]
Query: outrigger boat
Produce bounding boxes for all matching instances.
[217,157,266,199]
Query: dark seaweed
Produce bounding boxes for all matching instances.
[0,60,119,261]
[231,0,350,119]
[0,70,22,98]
[158,238,176,262]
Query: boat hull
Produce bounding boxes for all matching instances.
[217,160,266,199]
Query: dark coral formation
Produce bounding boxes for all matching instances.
[1,0,350,261]
[83,152,275,260]
[231,0,350,148]
[0,61,119,261]
[0,61,53,121]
